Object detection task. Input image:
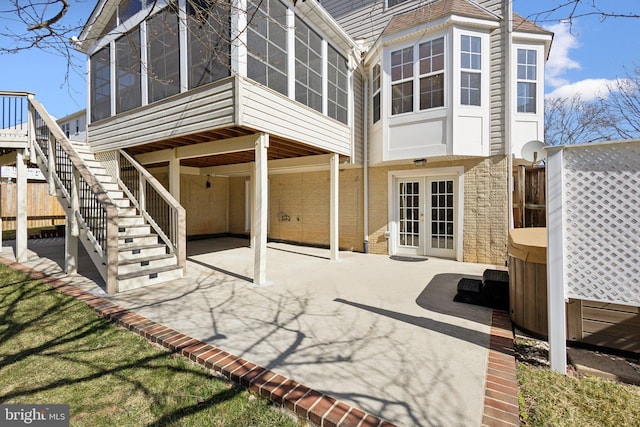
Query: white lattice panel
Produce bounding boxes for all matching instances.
[562,141,640,306]
[94,150,118,181]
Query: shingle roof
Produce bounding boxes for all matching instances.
[512,13,554,36]
[382,0,553,38]
[382,0,498,37]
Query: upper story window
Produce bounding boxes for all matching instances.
[75,119,80,133]
[295,16,323,113]
[247,0,288,96]
[115,28,142,114]
[460,35,481,106]
[372,63,381,123]
[327,45,348,124]
[517,48,537,113]
[90,46,111,122]
[390,46,413,115]
[418,37,444,110]
[147,6,180,102]
[187,0,231,89]
[391,36,444,116]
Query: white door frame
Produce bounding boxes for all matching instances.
[388,166,464,261]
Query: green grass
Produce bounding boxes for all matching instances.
[517,347,640,426]
[0,264,300,427]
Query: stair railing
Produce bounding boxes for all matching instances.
[27,97,120,294]
[117,150,186,271]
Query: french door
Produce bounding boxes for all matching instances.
[396,176,457,258]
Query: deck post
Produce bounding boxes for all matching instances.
[169,149,180,204]
[253,133,268,285]
[65,215,78,275]
[15,150,28,262]
[330,153,339,261]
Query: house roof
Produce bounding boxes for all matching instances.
[512,13,554,36]
[381,0,499,37]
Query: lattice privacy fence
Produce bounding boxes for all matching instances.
[553,140,640,306]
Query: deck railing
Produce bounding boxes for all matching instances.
[27,95,119,293]
[0,91,30,145]
[117,150,186,270]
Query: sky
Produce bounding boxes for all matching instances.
[0,0,639,119]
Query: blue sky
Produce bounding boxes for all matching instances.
[1,0,639,118]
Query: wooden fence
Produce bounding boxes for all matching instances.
[1,182,65,231]
[513,165,546,228]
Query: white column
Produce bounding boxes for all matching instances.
[253,133,269,285]
[65,215,78,275]
[546,147,567,374]
[330,153,339,261]
[231,0,248,77]
[66,169,80,274]
[169,150,181,203]
[15,150,28,262]
[178,0,188,92]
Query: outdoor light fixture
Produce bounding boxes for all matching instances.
[205,175,211,189]
[413,159,427,167]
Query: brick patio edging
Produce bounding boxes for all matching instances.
[482,310,520,426]
[0,257,395,427]
[1,257,522,426]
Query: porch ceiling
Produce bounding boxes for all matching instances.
[124,126,332,168]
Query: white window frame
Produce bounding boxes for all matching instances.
[417,37,445,111]
[460,34,481,106]
[372,63,381,124]
[516,47,538,113]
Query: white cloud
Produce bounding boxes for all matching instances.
[546,78,628,101]
[545,22,581,88]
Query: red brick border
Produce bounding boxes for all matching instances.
[0,257,395,427]
[482,310,520,426]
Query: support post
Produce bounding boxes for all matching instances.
[330,153,339,261]
[65,214,78,275]
[15,150,28,262]
[546,147,567,374]
[253,133,268,285]
[169,150,180,204]
[47,137,56,196]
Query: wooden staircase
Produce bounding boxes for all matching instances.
[68,141,184,292]
[1,91,186,293]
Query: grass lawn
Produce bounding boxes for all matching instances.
[517,340,640,426]
[0,264,300,427]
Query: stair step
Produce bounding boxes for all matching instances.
[118,243,167,261]
[118,264,182,281]
[118,253,177,275]
[117,206,138,216]
[117,265,184,292]
[118,233,159,247]
[107,190,125,199]
[118,224,152,236]
[112,198,131,208]
[119,215,145,226]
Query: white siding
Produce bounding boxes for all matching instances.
[238,78,352,156]
[88,78,235,152]
[353,69,365,164]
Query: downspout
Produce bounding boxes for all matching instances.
[354,47,369,253]
[506,0,514,230]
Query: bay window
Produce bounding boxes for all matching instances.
[517,48,537,113]
[418,38,444,110]
[391,47,413,115]
[460,35,481,106]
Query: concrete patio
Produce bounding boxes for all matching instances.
[1,237,505,426]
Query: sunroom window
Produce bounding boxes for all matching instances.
[295,16,323,113]
[115,28,142,114]
[247,0,288,96]
[90,46,111,122]
[327,45,348,124]
[187,0,231,89]
[147,6,180,102]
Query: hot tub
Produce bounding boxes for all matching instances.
[508,227,548,337]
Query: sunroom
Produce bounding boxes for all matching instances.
[77,0,362,282]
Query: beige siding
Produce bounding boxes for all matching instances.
[476,0,502,15]
[489,18,506,155]
[88,78,235,153]
[239,78,352,156]
[321,0,419,47]
[352,69,365,165]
